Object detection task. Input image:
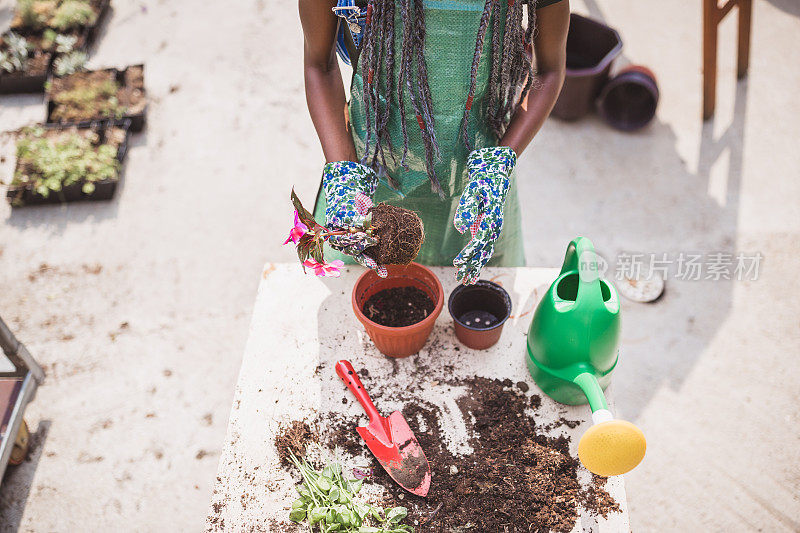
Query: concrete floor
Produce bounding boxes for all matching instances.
[0,0,798,531]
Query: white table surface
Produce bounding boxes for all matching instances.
[206,263,630,532]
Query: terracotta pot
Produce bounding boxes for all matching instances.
[448,280,512,350]
[352,263,444,358]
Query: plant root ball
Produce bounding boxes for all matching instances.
[364,203,424,265]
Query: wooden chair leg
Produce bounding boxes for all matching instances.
[703,0,718,120]
[702,0,753,120]
[737,0,753,79]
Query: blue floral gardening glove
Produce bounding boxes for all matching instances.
[322,161,388,277]
[453,146,516,284]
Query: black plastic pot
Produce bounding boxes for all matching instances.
[597,65,659,131]
[0,51,52,94]
[84,0,111,49]
[45,64,147,132]
[552,13,623,122]
[9,0,109,48]
[6,119,131,207]
[448,280,512,350]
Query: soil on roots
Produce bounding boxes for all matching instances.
[274,420,315,468]
[364,203,424,265]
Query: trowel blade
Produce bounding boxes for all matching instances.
[357,411,431,497]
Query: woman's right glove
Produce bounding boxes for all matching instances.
[322,161,387,277]
[453,147,516,284]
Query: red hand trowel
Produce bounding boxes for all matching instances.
[335,360,431,497]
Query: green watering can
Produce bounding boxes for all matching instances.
[526,237,645,476]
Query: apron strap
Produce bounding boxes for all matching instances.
[332,0,367,68]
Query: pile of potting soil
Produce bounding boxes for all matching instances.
[363,286,435,327]
[313,376,620,532]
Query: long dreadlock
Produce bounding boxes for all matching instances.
[358,0,539,195]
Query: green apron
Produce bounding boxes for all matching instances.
[314,0,525,267]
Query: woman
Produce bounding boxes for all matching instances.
[300,0,568,283]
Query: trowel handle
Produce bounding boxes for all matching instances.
[335,360,381,423]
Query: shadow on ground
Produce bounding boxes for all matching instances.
[513,1,749,422]
[0,420,50,533]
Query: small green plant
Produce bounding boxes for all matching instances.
[15,0,56,30]
[288,451,412,533]
[0,32,30,74]
[41,28,57,49]
[53,51,87,76]
[51,77,123,121]
[50,0,97,31]
[13,126,120,197]
[44,30,79,53]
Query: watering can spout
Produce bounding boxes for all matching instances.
[572,371,646,477]
[573,372,608,412]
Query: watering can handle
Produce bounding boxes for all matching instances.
[560,237,606,309]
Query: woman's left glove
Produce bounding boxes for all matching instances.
[453,146,516,284]
[322,161,387,277]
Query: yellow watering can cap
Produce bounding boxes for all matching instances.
[578,420,646,477]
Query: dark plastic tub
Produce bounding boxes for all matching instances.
[9,0,109,46]
[6,119,131,207]
[448,280,512,350]
[83,0,111,49]
[0,51,52,94]
[597,65,659,131]
[552,13,623,121]
[45,64,147,132]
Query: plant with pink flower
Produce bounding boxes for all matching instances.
[285,188,374,275]
[284,211,309,245]
[302,259,345,278]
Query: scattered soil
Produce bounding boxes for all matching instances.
[274,420,315,468]
[364,203,424,265]
[321,376,620,532]
[362,286,435,327]
[578,474,622,519]
[49,65,146,123]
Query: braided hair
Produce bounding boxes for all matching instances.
[358,0,539,195]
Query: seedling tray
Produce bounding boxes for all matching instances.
[82,0,111,49]
[5,119,131,207]
[0,50,52,94]
[9,0,110,48]
[45,64,147,132]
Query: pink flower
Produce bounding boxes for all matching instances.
[303,259,345,277]
[284,210,309,245]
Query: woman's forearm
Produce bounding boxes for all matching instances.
[299,0,357,164]
[304,64,358,164]
[499,0,569,156]
[499,68,565,155]
[304,61,358,164]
